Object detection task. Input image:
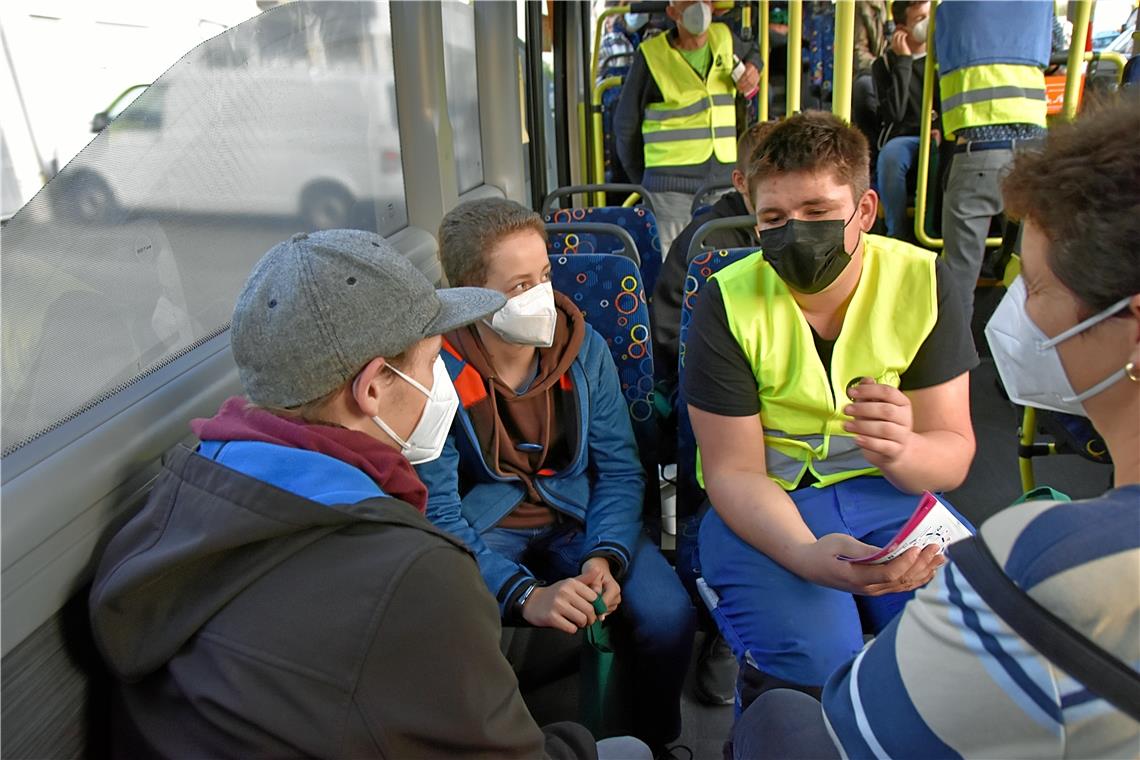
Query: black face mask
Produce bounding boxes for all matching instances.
[758,212,856,294]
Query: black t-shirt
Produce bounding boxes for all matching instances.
[683,258,978,417]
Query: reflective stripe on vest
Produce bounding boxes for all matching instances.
[640,24,737,167]
[696,235,938,490]
[940,63,1047,138]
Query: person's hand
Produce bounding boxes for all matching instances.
[890,28,913,56]
[735,62,761,96]
[770,23,789,35]
[578,557,622,618]
[931,127,942,145]
[843,378,915,470]
[522,578,599,634]
[798,534,946,595]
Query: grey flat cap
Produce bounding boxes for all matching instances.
[231,229,505,407]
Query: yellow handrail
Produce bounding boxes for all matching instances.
[1085,50,1128,85]
[759,0,770,122]
[1019,406,1038,492]
[786,0,802,115]
[832,0,855,122]
[592,76,624,206]
[1063,0,1093,120]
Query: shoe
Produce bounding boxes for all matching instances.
[693,633,737,706]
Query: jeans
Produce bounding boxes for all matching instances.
[651,190,695,257]
[483,523,697,748]
[698,476,972,687]
[941,147,1014,318]
[732,689,839,760]
[876,136,921,239]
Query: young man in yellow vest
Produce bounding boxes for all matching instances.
[614,0,760,253]
[684,111,978,706]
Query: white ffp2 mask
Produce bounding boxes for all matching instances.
[985,277,1131,417]
[366,356,458,464]
[484,281,558,347]
[681,2,711,35]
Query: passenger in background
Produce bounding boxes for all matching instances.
[733,97,1140,760]
[417,199,696,756]
[652,121,769,391]
[89,230,649,758]
[937,0,1053,318]
[650,120,772,708]
[872,0,937,241]
[686,112,977,708]
[850,0,890,149]
[615,0,761,252]
[596,5,642,84]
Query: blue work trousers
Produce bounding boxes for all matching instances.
[876,136,921,239]
[484,524,696,747]
[698,476,971,687]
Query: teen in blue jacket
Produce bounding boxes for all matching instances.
[416,198,696,754]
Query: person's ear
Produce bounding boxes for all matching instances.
[1128,294,1140,371]
[665,3,680,23]
[731,169,747,196]
[351,356,388,417]
[858,189,879,232]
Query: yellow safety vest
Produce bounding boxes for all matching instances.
[940,63,1048,139]
[697,235,938,490]
[640,24,737,168]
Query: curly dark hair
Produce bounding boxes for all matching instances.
[438,198,547,287]
[745,110,871,203]
[1002,97,1140,316]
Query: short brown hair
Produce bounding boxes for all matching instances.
[438,198,547,287]
[735,121,777,175]
[1003,98,1140,316]
[745,110,870,203]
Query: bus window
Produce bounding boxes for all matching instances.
[442,0,484,193]
[1,1,407,456]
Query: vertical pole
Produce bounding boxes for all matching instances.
[1063,0,1093,120]
[786,0,802,115]
[553,1,572,190]
[832,0,855,122]
[759,0,770,122]
[524,1,549,210]
[913,1,939,248]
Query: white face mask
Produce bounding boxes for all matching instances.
[911,17,929,44]
[625,12,648,30]
[680,2,711,36]
[985,277,1131,417]
[484,281,558,347]
[365,356,458,464]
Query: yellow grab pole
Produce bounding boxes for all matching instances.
[759,0,770,122]
[832,0,855,122]
[1063,0,1093,120]
[1087,50,1127,85]
[786,0,802,115]
[1019,407,1038,493]
[593,77,623,206]
[914,2,939,248]
[590,6,629,96]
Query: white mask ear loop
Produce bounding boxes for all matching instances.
[353,362,429,450]
[1038,296,1132,403]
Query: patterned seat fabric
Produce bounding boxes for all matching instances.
[548,253,660,517]
[544,206,662,298]
[676,247,759,517]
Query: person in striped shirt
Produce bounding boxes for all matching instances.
[731,97,1140,760]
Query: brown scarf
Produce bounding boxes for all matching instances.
[447,292,586,527]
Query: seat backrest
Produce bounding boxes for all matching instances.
[676,247,759,515]
[544,207,662,296]
[547,253,660,517]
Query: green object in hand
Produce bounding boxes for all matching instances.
[592,595,608,617]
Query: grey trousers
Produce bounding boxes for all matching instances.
[597,735,654,759]
[652,190,696,258]
[940,147,1015,319]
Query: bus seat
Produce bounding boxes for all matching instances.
[545,207,662,295]
[548,253,661,523]
[676,248,760,520]
[1018,406,1112,493]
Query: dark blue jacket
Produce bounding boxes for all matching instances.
[416,326,645,617]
